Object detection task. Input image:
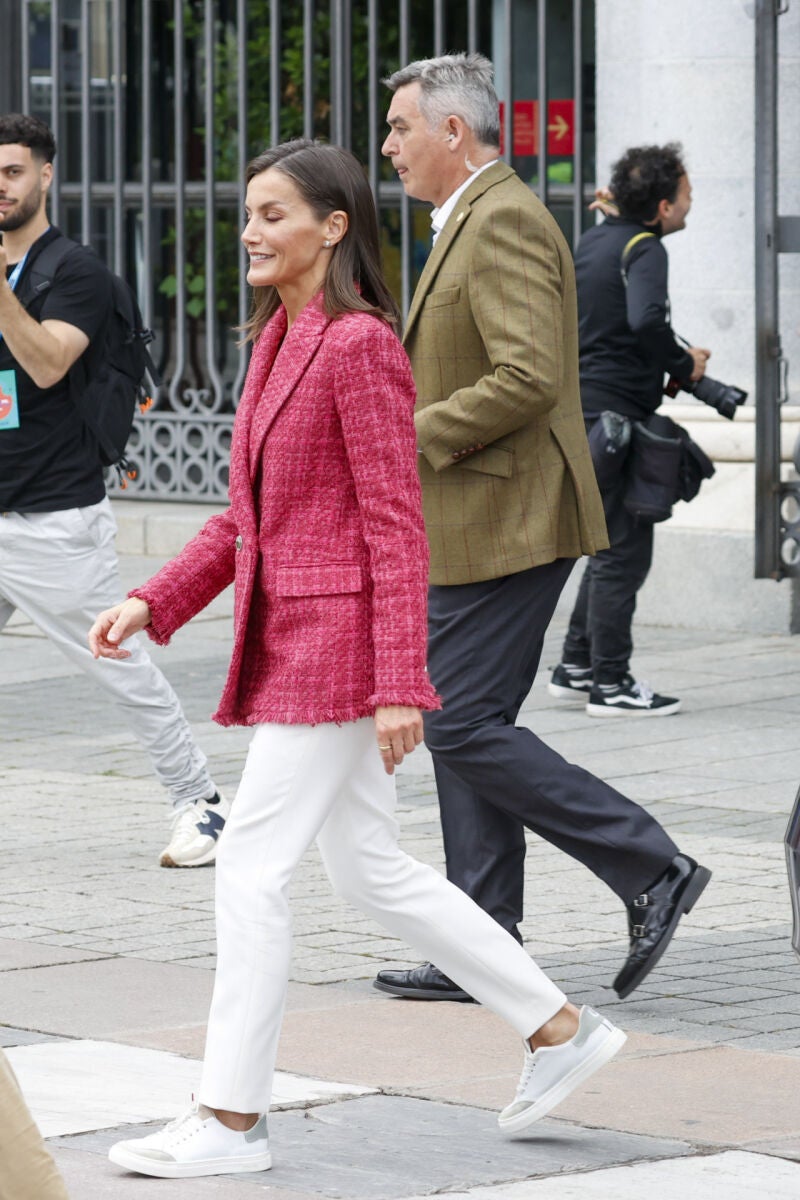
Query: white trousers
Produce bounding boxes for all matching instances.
[0,499,215,810]
[199,719,566,1114]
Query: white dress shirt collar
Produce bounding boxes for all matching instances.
[430,159,499,244]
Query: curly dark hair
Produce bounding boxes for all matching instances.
[0,113,56,163]
[609,143,685,223]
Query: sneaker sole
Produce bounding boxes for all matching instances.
[586,699,682,718]
[108,1144,271,1178]
[547,683,592,701]
[373,979,474,1002]
[160,846,219,868]
[614,865,712,999]
[497,1026,627,1135]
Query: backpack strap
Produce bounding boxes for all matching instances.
[15,236,119,464]
[619,230,657,286]
[14,234,83,310]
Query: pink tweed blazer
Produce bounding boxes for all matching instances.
[132,297,440,727]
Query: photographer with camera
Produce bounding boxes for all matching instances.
[550,142,742,717]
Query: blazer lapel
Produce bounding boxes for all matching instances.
[403,161,515,343]
[225,309,285,541]
[246,298,333,477]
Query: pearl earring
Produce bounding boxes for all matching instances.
[324,239,331,247]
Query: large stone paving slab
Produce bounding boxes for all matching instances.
[8,1039,374,1136]
[53,1095,690,1200]
[551,1042,800,1146]
[0,957,215,1040]
[0,936,105,970]
[398,1150,800,1199]
[52,1144,311,1198]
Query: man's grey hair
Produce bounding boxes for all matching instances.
[383,52,500,149]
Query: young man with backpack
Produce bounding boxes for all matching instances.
[0,113,228,866]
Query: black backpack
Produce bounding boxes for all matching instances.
[16,234,160,486]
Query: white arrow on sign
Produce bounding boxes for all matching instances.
[547,114,570,140]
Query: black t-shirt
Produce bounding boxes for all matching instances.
[575,215,694,420]
[0,226,112,511]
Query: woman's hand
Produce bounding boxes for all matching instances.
[374,705,424,775]
[88,597,152,660]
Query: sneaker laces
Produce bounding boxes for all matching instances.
[515,1050,538,1099]
[168,802,196,829]
[164,1104,204,1136]
[631,679,654,703]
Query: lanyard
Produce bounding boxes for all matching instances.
[0,250,30,346]
[7,253,29,292]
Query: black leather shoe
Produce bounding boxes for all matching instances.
[614,853,712,998]
[373,962,474,1002]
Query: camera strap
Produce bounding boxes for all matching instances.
[619,230,657,287]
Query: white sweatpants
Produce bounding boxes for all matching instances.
[0,499,215,810]
[199,718,566,1114]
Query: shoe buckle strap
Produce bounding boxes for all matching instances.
[633,893,650,908]
[631,924,647,938]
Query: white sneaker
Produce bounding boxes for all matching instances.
[108,1102,271,1178]
[160,791,230,868]
[498,1006,626,1134]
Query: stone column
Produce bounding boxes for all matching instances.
[594,0,800,633]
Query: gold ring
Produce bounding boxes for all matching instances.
[378,744,392,751]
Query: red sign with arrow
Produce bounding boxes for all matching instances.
[499,99,575,157]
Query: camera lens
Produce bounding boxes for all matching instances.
[691,375,747,420]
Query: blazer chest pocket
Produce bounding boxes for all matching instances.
[424,285,461,309]
[276,563,364,596]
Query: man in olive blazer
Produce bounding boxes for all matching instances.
[406,159,606,583]
[375,53,710,1003]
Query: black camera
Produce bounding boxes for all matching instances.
[664,373,747,420]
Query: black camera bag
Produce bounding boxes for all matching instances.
[625,413,714,523]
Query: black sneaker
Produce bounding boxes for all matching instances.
[586,674,681,718]
[548,662,593,701]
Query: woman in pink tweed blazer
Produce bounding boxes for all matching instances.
[90,141,621,1181]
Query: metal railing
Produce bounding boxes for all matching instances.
[9,0,595,501]
[754,0,798,578]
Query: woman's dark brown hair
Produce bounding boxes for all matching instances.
[241,139,400,341]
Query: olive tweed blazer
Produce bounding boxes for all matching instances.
[406,161,608,585]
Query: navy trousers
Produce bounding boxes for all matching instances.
[423,557,678,941]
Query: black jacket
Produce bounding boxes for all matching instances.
[575,215,694,420]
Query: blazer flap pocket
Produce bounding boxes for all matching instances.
[458,445,513,479]
[276,563,364,597]
[425,285,461,309]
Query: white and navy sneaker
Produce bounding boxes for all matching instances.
[548,662,593,701]
[108,1102,271,1178]
[586,675,681,718]
[160,791,230,867]
[498,1006,626,1134]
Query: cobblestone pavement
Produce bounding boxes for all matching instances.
[2,552,800,1197]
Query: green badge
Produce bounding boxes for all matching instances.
[0,370,19,430]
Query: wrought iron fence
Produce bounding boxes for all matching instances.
[11,0,596,501]
[754,0,799,578]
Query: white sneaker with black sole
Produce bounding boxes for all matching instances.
[548,662,593,701]
[498,1006,626,1134]
[108,1102,271,1178]
[160,791,230,867]
[586,675,681,718]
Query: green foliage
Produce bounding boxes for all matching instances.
[158,210,240,327]
[162,0,463,322]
